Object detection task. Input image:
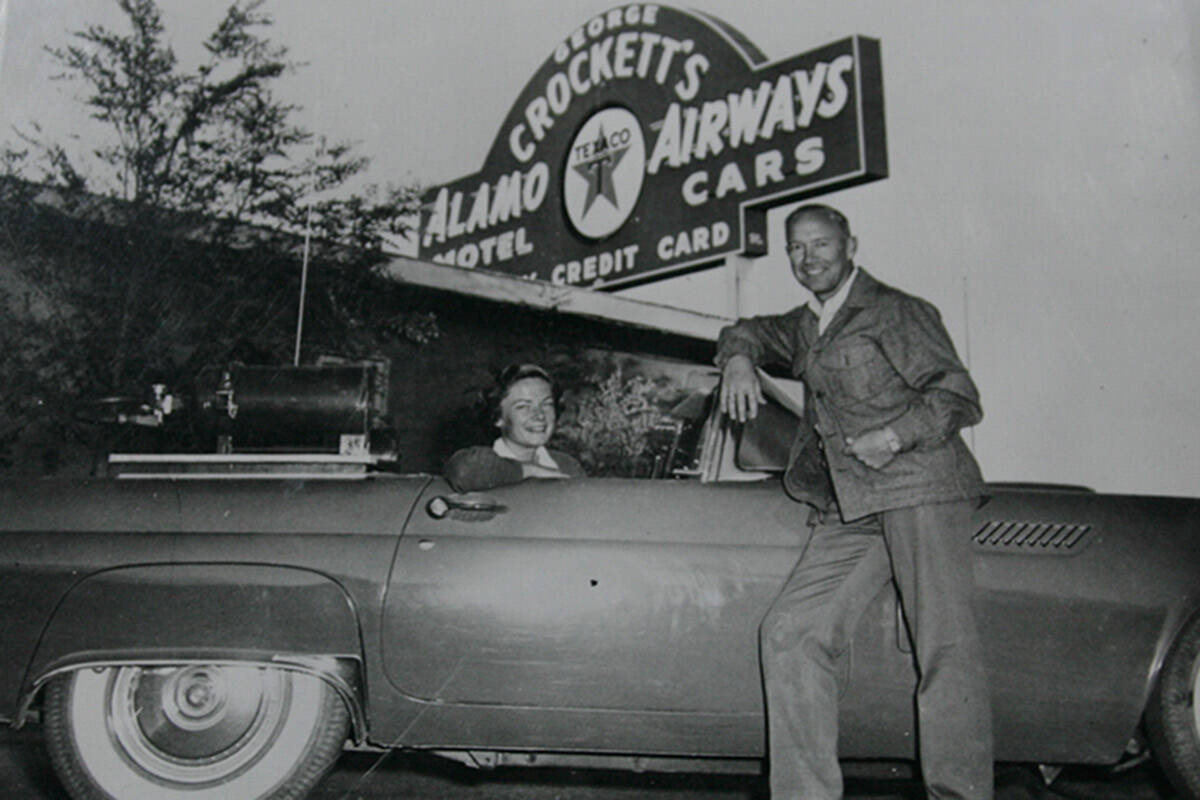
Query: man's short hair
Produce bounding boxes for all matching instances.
[785,204,851,238]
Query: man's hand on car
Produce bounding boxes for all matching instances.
[720,355,765,422]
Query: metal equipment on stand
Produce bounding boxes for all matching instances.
[97,360,396,479]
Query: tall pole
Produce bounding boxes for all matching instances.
[293,203,314,367]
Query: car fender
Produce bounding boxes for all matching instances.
[20,563,367,739]
[1145,588,1200,696]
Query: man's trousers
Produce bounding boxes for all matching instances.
[759,500,993,799]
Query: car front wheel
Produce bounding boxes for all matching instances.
[1147,607,1200,799]
[44,664,349,800]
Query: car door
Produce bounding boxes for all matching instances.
[380,474,809,750]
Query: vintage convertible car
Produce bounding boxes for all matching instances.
[0,370,1198,800]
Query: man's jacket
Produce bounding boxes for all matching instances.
[716,268,985,521]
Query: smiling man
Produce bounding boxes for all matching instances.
[716,204,992,799]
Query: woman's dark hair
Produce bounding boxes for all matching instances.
[487,363,555,425]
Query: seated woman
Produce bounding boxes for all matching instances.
[445,363,585,492]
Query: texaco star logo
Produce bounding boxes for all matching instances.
[563,107,645,240]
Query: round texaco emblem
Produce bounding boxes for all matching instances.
[563,107,646,240]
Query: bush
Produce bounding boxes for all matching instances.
[554,364,685,478]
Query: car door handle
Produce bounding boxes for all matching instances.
[426,495,507,520]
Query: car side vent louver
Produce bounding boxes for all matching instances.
[973,520,1092,555]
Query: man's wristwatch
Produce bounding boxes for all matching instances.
[882,427,903,454]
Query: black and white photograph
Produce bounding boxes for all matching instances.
[0,2,1197,798]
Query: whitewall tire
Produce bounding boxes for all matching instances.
[44,664,349,800]
[1148,608,1200,799]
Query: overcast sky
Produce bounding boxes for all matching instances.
[2,1,1199,496]
[2,1,775,188]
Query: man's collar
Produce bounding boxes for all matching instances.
[835,266,882,309]
[806,265,860,315]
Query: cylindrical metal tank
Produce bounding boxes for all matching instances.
[195,365,372,451]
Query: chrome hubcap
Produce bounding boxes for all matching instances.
[163,667,226,732]
[107,665,290,784]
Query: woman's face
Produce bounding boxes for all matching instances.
[497,377,556,450]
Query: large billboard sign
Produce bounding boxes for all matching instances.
[419,5,886,290]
